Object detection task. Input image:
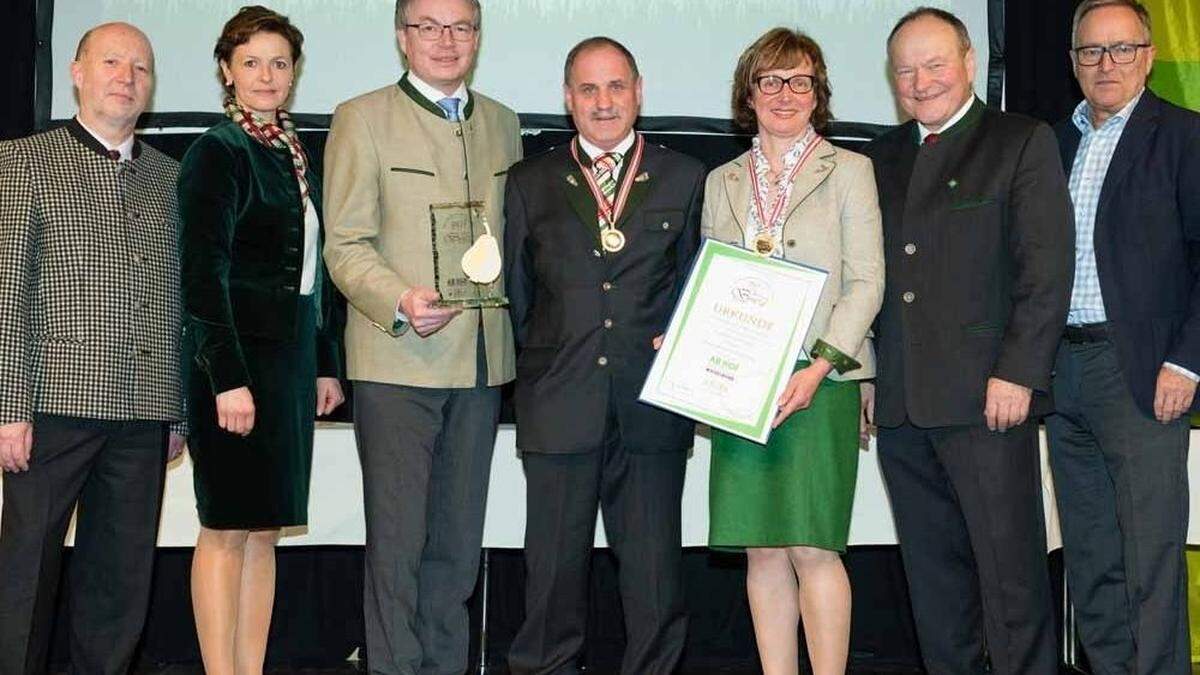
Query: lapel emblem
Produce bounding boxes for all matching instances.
[947,179,959,189]
[565,174,579,187]
[634,172,650,183]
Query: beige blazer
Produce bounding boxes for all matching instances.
[701,138,884,381]
[323,81,523,388]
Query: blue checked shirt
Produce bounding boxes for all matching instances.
[1067,90,1143,324]
[1067,90,1198,381]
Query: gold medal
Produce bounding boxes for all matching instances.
[753,233,777,256]
[601,227,626,253]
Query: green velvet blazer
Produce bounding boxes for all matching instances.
[178,119,341,395]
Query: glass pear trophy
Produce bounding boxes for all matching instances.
[429,200,507,308]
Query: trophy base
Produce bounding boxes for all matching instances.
[434,295,509,309]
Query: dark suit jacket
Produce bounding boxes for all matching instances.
[504,138,704,453]
[1055,90,1200,417]
[178,120,341,395]
[863,99,1074,428]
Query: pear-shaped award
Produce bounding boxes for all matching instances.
[429,200,508,308]
[461,212,502,284]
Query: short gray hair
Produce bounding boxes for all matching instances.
[1071,0,1152,47]
[394,0,481,30]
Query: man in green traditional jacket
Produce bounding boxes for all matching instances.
[322,0,522,672]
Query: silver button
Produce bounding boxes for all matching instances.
[902,291,916,303]
[904,243,917,255]
[597,356,608,366]
[454,128,463,137]
[603,319,613,329]
[602,282,613,291]
[661,221,670,230]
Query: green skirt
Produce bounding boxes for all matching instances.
[708,376,861,552]
[188,295,317,529]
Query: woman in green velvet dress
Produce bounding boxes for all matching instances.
[700,29,884,675]
[177,7,343,674]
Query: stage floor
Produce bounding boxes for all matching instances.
[53,665,1110,674]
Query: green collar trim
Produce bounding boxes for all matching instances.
[911,96,984,145]
[397,73,475,121]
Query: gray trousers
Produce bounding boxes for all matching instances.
[0,416,167,675]
[354,379,500,675]
[1046,339,1190,675]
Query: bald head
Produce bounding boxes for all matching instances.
[71,22,156,141]
[74,22,154,64]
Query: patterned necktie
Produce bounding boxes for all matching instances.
[593,152,621,210]
[437,97,461,122]
[923,132,941,146]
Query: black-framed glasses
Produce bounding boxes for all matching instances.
[754,74,815,95]
[1072,42,1150,66]
[403,21,478,42]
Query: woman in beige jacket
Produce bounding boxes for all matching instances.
[703,27,884,675]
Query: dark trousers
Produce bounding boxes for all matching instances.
[0,416,167,675]
[1046,339,1190,675]
[877,420,1056,675]
[508,428,687,675]
[354,380,500,675]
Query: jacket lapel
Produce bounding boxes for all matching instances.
[721,157,751,242]
[781,139,837,224]
[1098,91,1160,214]
[614,144,655,230]
[556,146,601,242]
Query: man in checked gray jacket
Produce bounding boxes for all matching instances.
[0,23,185,675]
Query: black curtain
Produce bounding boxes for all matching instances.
[1,0,37,140]
[1004,0,1083,123]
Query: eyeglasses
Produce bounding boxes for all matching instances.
[754,74,815,95]
[1072,42,1150,66]
[403,21,478,42]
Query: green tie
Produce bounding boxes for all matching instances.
[593,152,621,218]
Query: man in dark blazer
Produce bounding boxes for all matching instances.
[861,8,1074,675]
[503,37,704,675]
[0,23,185,675]
[1048,2,1200,673]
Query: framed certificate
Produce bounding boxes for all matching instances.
[639,240,829,444]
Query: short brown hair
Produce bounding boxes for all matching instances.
[887,7,972,55]
[1072,0,1152,46]
[563,36,640,85]
[731,28,833,133]
[394,0,481,31]
[214,6,304,96]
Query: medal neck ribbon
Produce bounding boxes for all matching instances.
[571,133,645,229]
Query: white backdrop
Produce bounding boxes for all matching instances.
[9,422,1200,549]
[50,0,991,124]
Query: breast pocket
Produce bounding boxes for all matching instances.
[643,208,684,239]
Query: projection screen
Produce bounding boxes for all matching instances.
[47,0,995,128]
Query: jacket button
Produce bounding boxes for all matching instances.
[904,243,917,255]
[786,239,796,248]
[603,319,613,329]
[661,221,670,230]
[902,291,916,303]
[597,356,608,366]
[602,282,613,291]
